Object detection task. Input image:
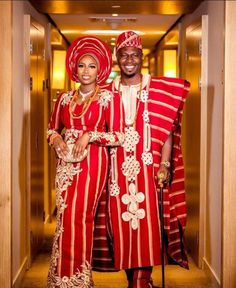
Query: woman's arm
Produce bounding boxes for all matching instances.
[47,93,68,157]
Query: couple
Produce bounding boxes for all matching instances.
[47,31,190,288]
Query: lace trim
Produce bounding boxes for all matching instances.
[122,126,140,152]
[98,89,112,108]
[89,131,124,146]
[47,161,86,287]
[47,261,94,288]
[56,161,81,192]
[64,128,83,143]
[47,128,58,138]
[61,91,74,106]
[121,183,145,230]
[121,155,141,182]
[119,86,152,229]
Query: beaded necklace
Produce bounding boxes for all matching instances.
[79,88,96,101]
[118,75,143,127]
[69,86,99,119]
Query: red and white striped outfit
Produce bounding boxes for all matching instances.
[46,89,123,287]
[96,75,190,275]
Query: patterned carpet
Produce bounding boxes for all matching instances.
[20,221,217,288]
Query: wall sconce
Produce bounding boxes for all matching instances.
[163,50,177,77]
[52,50,66,90]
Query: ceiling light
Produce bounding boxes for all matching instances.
[61,30,82,34]
[89,16,136,23]
[83,30,145,36]
[112,5,120,8]
[149,31,166,35]
[165,42,178,46]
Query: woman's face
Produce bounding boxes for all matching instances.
[77,55,98,85]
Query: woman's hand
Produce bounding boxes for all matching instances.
[157,164,170,187]
[72,132,90,158]
[53,137,68,157]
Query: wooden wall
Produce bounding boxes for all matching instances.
[223,2,236,287]
[0,1,12,287]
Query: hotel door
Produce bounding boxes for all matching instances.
[183,20,202,266]
[29,19,45,261]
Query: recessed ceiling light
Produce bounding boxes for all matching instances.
[89,16,137,23]
[83,30,145,35]
[165,42,179,46]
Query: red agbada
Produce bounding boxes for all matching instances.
[93,75,190,270]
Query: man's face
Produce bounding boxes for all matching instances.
[116,47,143,78]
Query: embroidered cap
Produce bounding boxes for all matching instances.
[66,36,112,84]
[116,31,142,53]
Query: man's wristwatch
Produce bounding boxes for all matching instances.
[160,160,171,168]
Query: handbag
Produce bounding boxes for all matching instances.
[57,143,88,163]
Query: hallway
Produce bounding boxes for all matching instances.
[21,221,215,288]
[2,1,236,287]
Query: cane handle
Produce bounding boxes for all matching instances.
[157,171,165,188]
[158,171,165,180]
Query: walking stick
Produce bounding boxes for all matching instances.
[158,171,165,288]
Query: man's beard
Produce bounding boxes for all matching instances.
[121,71,136,78]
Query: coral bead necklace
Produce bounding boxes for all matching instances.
[69,86,99,119]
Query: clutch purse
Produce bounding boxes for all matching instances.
[57,143,88,163]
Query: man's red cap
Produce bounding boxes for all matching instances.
[116,31,142,53]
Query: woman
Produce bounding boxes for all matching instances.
[46,36,124,288]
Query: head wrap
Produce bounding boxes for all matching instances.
[116,31,142,53]
[66,36,112,84]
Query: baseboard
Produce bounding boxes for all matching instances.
[12,256,28,288]
[203,257,221,287]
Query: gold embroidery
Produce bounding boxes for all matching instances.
[47,161,94,288]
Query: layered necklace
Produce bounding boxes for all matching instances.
[69,85,99,119]
[118,75,143,127]
[79,88,96,101]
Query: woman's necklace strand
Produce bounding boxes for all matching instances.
[79,87,96,101]
[69,86,99,119]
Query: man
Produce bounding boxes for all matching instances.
[94,31,190,287]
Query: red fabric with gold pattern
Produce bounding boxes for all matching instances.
[116,30,142,52]
[93,76,190,271]
[46,88,124,286]
[66,36,112,84]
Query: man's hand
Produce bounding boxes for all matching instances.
[157,164,170,187]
